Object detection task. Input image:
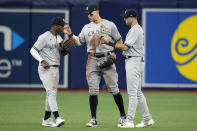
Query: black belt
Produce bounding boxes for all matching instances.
[124,56,144,62]
[88,52,110,58]
[51,65,59,67]
[124,56,132,59]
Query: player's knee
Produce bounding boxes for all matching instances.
[128,89,137,96]
[47,88,57,96]
[110,87,119,95]
[89,87,99,95]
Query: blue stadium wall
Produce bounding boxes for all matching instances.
[0,0,197,89]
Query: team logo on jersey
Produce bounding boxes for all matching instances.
[171,15,197,81]
[0,25,24,51]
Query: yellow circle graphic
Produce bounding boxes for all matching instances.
[171,15,197,81]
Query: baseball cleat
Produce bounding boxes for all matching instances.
[135,119,155,128]
[85,118,98,127]
[42,118,56,127]
[117,116,126,127]
[56,117,65,127]
[118,121,134,128]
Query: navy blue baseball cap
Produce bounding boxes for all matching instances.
[85,4,99,14]
[120,9,138,18]
[51,17,66,26]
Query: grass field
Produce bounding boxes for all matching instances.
[0,91,197,131]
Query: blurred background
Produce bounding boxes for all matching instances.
[0,0,197,90]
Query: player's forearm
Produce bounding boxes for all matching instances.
[115,43,129,51]
[30,47,44,62]
[115,39,129,51]
[63,25,82,46]
[70,35,82,46]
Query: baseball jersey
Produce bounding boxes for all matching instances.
[33,31,63,65]
[123,24,144,57]
[79,19,121,53]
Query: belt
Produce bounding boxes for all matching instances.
[51,65,59,67]
[88,52,110,58]
[124,56,144,62]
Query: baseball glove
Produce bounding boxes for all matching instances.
[59,39,76,56]
[97,55,115,69]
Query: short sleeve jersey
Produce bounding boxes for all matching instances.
[33,31,63,65]
[79,19,121,53]
[123,24,145,57]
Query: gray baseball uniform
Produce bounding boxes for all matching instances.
[33,31,63,112]
[79,19,121,95]
[123,24,152,121]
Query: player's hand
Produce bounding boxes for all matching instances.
[41,60,50,69]
[63,25,72,35]
[100,36,110,44]
[110,52,116,60]
[62,38,69,44]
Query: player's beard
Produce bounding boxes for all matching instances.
[57,28,63,34]
[89,18,96,23]
[90,16,98,23]
[126,20,132,26]
[93,19,97,23]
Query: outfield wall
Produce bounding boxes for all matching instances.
[0,0,197,89]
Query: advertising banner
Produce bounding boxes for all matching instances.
[143,9,197,88]
[0,9,69,88]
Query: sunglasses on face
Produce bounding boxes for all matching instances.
[88,13,93,16]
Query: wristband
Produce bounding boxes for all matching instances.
[108,42,114,47]
[68,33,73,39]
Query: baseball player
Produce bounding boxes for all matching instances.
[112,9,154,128]
[30,17,73,127]
[64,4,126,127]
